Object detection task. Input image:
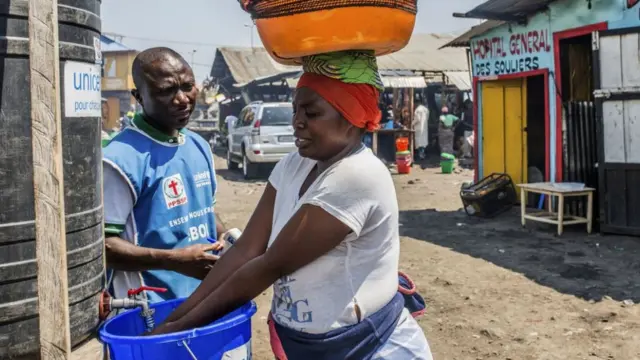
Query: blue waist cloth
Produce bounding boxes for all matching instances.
[273,292,405,360]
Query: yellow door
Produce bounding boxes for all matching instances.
[106,97,121,130]
[481,79,528,191]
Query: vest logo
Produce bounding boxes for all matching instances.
[163,174,188,209]
[193,171,212,188]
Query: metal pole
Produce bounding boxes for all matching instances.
[245,23,255,51]
[466,47,473,86]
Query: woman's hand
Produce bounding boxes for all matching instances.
[159,203,355,334]
[155,184,277,328]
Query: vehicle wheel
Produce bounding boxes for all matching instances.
[227,149,239,170]
[242,150,259,180]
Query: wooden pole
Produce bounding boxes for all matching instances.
[392,88,400,123]
[28,0,72,358]
[409,88,415,157]
[409,88,415,128]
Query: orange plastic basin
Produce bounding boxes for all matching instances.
[256,6,416,65]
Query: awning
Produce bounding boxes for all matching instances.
[233,70,301,88]
[287,75,427,89]
[220,95,242,105]
[440,20,505,48]
[381,76,427,88]
[443,71,472,91]
[453,0,555,22]
[286,78,299,89]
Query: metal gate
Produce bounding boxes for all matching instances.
[593,27,640,236]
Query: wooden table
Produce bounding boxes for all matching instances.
[518,182,595,236]
[371,128,415,156]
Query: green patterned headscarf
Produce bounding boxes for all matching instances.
[301,50,384,91]
[297,50,384,130]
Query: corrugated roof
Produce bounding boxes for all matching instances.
[212,47,300,85]
[212,33,469,87]
[234,70,302,88]
[440,20,505,48]
[377,33,469,72]
[456,0,556,21]
[100,35,136,53]
[443,71,472,91]
[286,78,298,89]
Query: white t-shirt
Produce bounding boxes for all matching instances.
[103,162,142,299]
[268,146,400,334]
[225,115,237,133]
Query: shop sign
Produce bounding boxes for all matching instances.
[471,29,552,76]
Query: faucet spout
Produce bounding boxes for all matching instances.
[109,297,146,310]
[100,290,162,333]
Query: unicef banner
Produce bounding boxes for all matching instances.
[64,61,102,118]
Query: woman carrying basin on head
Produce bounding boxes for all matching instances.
[151,51,433,359]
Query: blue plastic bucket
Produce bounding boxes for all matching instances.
[99,299,257,360]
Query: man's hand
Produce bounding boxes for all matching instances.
[170,242,223,280]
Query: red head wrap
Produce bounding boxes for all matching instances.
[297,73,382,131]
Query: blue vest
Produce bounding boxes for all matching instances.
[103,126,217,303]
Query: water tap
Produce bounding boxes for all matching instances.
[99,286,167,332]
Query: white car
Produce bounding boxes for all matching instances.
[227,102,296,179]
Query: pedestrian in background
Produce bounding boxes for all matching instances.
[224,114,237,135]
[101,98,119,147]
[413,100,429,160]
[438,106,458,157]
[119,106,135,130]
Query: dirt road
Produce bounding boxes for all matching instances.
[213,154,640,360]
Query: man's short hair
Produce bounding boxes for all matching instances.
[131,47,188,90]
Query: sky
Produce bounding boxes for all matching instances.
[102,0,486,82]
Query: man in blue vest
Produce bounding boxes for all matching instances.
[103,47,232,303]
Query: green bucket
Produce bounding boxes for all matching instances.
[441,153,455,174]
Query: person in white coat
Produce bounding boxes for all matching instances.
[224,114,238,149]
[412,101,429,160]
[225,114,238,133]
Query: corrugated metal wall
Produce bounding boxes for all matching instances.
[562,101,599,217]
